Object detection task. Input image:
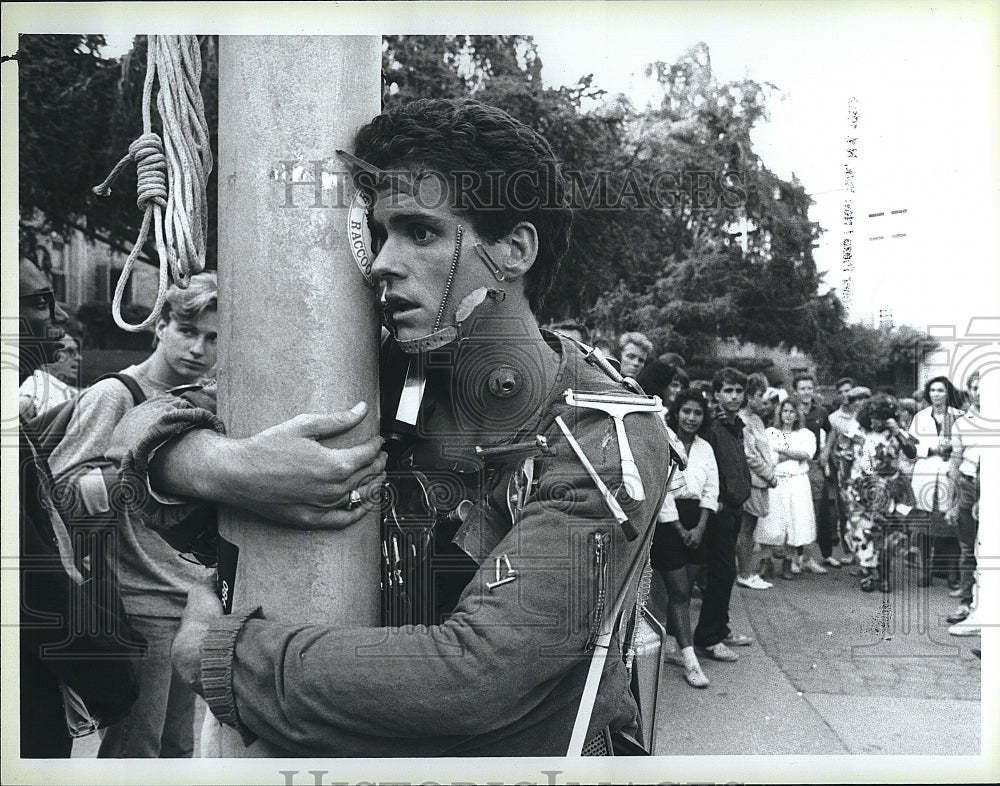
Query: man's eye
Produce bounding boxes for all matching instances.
[410,225,434,243]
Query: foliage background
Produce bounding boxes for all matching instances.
[17,33,935,387]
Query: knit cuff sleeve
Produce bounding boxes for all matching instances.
[201,606,264,746]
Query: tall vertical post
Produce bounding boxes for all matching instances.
[211,36,381,756]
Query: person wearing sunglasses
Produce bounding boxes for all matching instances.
[18,332,82,419]
[19,259,142,757]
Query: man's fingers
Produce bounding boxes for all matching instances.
[282,403,369,440]
[326,437,385,479]
[333,454,387,502]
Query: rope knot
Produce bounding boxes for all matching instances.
[90,35,212,332]
[130,133,168,211]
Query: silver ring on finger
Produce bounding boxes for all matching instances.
[345,488,363,510]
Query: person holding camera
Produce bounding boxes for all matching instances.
[908,375,964,590]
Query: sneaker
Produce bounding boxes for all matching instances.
[839,552,854,565]
[947,604,971,624]
[948,622,980,637]
[823,556,842,568]
[948,587,965,598]
[696,642,739,662]
[802,557,829,574]
[790,558,802,575]
[724,632,754,647]
[737,574,772,590]
[684,663,710,688]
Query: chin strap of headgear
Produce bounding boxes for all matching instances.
[389,225,507,354]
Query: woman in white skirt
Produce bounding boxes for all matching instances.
[756,396,817,580]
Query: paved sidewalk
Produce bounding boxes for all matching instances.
[651,563,982,757]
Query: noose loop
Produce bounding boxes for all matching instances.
[93,35,213,332]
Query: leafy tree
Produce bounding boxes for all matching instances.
[18,34,218,271]
[811,322,938,392]
[28,34,929,387]
[587,44,839,356]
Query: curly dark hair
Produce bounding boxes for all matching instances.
[666,388,713,437]
[636,360,688,399]
[856,392,900,431]
[352,99,573,312]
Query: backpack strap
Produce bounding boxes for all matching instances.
[95,372,147,406]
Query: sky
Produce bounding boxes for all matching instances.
[532,5,1000,332]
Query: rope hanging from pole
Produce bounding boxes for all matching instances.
[93,35,213,332]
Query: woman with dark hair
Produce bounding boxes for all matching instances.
[842,394,918,592]
[908,376,964,590]
[651,388,718,688]
[636,360,690,408]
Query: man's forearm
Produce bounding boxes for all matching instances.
[149,429,241,504]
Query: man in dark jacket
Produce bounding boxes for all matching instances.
[694,367,754,662]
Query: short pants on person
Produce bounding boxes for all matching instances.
[650,499,706,571]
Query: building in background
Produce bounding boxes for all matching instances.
[38,227,160,314]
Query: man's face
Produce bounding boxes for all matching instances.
[155,310,219,381]
[794,378,814,402]
[837,383,853,408]
[715,382,745,414]
[369,175,503,346]
[47,334,81,382]
[19,259,67,365]
[619,343,647,378]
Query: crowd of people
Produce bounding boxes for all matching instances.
[548,323,986,690]
[17,96,983,760]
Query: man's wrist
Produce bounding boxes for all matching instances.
[201,607,264,738]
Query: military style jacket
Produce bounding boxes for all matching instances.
[108,332,671,756]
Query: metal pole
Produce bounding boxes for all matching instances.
[210,35,381,756]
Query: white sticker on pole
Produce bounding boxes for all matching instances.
[348,190,375,286]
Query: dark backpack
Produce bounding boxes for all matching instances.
[21,373,149,734]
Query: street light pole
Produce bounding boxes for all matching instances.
[209,35,381,756]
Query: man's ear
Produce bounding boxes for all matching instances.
[154,316,169,343]
[500,222,538,281]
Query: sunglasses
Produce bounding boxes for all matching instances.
[20,289,57,320]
